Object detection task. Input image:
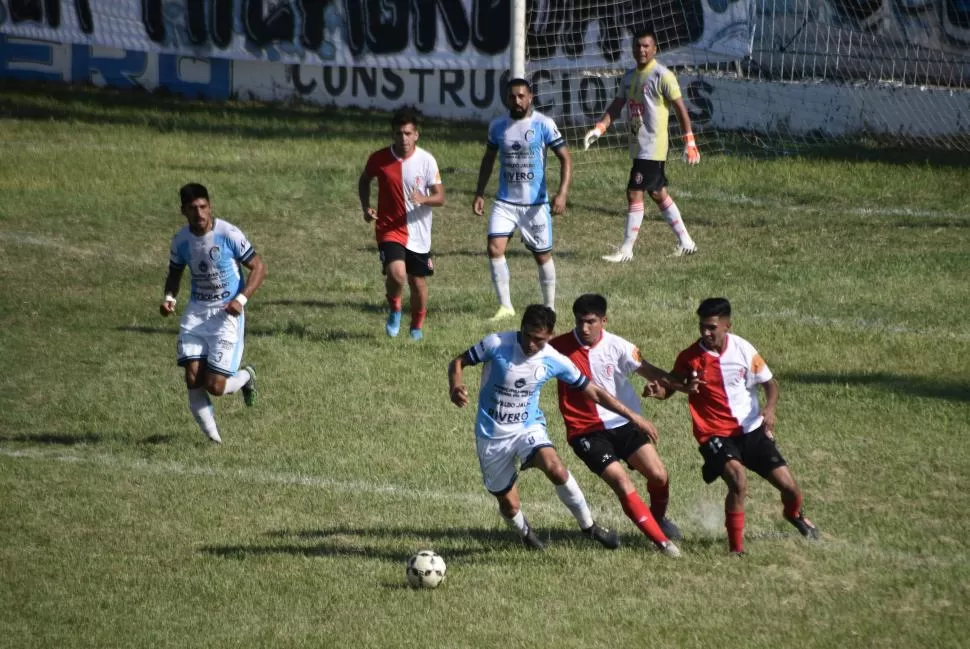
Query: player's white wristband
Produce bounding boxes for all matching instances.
[234,294,248,307]
[163,294,177,306]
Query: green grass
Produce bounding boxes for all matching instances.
[1,81,968,649]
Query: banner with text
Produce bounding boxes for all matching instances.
[0,1,753,70]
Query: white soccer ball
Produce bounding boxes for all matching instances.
[406,550,447,589]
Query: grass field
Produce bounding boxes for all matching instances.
[1,81,968,649]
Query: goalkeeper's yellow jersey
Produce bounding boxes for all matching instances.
[618,60,682,161]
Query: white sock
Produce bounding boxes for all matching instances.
[537,259,556,310]
[555,472,594,530]
[188,388,221,443]
[659,197,694,248]
[489,256,513,309]
[501,510,529,536]
[223,368,250,395]
[622,202,645,251]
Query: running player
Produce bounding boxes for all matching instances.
[160,183,266,444]
[448,305,654,551]
[550,294,692,557]
[359,108,445,340]
[658,297,819,555]
[473,78,572,319]
[583,29,699,261]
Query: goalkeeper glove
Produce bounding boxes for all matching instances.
[682,132,700,165]
[583,123,606,150]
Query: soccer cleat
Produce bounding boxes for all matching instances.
[488,305,516,322]
[656,540,682,557]
[583,522,621,550]
[673,243,698,257]
[785,512,820,540]
[521,526,546,551]
[602,246,634,263]
[409,328,424,341]
[657,517,684,541]
[385,310,402,337]
[241,365,257,407]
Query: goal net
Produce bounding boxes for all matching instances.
[524,0,970,160]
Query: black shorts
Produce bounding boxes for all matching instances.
[627,159,668,193]
[378,241,434,277]
[698,425,788,484]
[569,423,651,476]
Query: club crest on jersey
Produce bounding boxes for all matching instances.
[524,129,536,142]
[533,366,547,380]
[604,365,614,378]
[208,247,221,262]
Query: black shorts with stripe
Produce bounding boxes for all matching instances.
[698,425,788,484]
[378,241,434,277]
[627,159,668,193]
[568,423,651,476]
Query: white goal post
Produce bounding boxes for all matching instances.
[514,0,970,156]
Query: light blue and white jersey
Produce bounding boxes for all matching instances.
[465,331,589,440]
[487,111,566,206]
[169,219,256,310]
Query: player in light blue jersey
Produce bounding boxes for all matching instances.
[160,183,267,444]
[473,78,573,321]
[448,305,656,550]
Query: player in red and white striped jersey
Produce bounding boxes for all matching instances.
[660,298,819,555]
[550,294,697,557]
[358,108,445,341]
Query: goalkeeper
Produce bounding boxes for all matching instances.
[583,29,700,262]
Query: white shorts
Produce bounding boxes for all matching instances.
[487,201,553,253]
[177,306,245,377]
[476,427,553,494]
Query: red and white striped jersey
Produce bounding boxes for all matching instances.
[673,333,773,444]
[551,329,644,439]
[364,146,442,254]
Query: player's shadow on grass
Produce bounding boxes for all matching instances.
[117,322,373,343]
[783,371,970,403]
[0,432,102,445]
[201,524,634,564]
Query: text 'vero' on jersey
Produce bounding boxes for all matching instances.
[464,331,589,439]
[673,333,773,444]
[486,111,566,206]
[551,329,644,439]
[169,218,255,309]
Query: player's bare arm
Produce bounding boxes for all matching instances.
[582,97,625,149]
[448,355,471,407]
[637,361,704,395]
[225,254,267,316]
[672,98,700,165]
[583,383,659,442]
[761,377,780,436]
[357,171,377,222]
[411,182,446,208]
[472,148,498,216]
[159,266,184,317]
[551,146,572,215]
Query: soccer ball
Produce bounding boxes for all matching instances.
[406,550,447,589]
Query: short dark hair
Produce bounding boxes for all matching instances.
[697,297,732,319]
[633,28,658,46]
[572,294,608,318]
[179,183,209,207]
[507,77,532,93]
[521,304,556,333]
[391,107,420,130]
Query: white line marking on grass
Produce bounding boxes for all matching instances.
[0,231,158,267]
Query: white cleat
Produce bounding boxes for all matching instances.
[657,541,682,557]
[673,243,698,257]
[602,247,634,263]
